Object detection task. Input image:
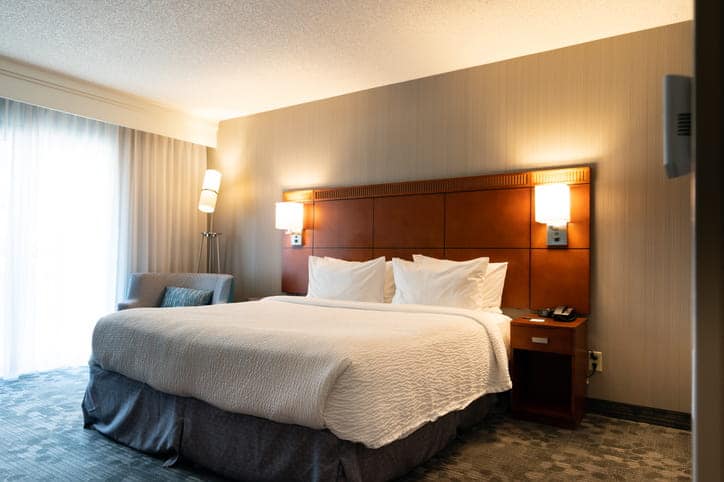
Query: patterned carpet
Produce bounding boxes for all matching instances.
[0,368,691,481]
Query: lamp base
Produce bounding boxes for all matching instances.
[197,231,222,273]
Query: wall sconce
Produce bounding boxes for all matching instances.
[275,202,304,246]
[535,183,571,246]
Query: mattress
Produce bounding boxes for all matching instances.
[90,296,512,448]
[496,315,511,352]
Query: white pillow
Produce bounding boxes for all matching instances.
[413,254,508,312]
[391,257,488,310]
[308,256,386,302]
[480,262,508,311]
[323,257,396,303]
[384,261,395,303]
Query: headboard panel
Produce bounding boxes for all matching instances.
[446,189,531,248]
[282,166,591,313]
[313,199,372,248]
[373,194,445,247]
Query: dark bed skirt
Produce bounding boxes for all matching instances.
[82,365,504,481]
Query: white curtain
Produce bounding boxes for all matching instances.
[0,99,206,379]
[116,128,206,300]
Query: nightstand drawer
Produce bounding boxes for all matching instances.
[511,325,573,354]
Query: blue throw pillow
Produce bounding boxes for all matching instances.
[160,286,213,307]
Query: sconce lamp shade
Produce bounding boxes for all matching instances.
[275,202,304,233]
[198,169,222,213]
[535,183,571,226]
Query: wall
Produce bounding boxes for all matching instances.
[213,22,693,413]
[0,56,218,147]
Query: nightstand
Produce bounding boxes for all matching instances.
[510,316,587,428]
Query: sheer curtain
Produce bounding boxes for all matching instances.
[116,128,207,299]
[0,99,206,379]
[0,99,120,378]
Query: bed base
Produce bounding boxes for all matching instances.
[82,365,503,481]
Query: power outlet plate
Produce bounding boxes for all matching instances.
[588,351,603,372]
[290,234,302,246]
[546,225,568,246]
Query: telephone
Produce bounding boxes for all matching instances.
[552,305,577,322]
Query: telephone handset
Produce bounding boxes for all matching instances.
[552,305,577,322]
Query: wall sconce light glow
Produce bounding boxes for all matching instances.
[535,183,570,246]
[275,202,304,246]
[198,169,222,213]
[535,183,571,225]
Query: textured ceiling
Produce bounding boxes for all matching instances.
[0,0,692,122]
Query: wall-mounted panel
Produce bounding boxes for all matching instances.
[284,168,590,307]
[313,248,374,261]
[373,194,445,248]
[281,248,311,294]
[445,248,531,308]
[313,199,373,248]
[530,249,590,313]
[446,188,531,248]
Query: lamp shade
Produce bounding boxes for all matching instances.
[198,190,218,213]
[275,202,304,233]
[201,169,222,192]
[534,183,571,225]
[198,169,222,213]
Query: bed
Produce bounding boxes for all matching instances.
[83,167,591,480]
[83,296,511,481]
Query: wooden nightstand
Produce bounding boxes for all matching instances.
[510,316,588,428]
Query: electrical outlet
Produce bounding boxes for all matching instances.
[588,350,603,372]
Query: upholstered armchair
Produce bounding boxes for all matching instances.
[117,272,234,310]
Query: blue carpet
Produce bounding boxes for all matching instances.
[0,367,224,481]
[0,367,691,481]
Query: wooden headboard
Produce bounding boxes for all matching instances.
[281,166,591,313]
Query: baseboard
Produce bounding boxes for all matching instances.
[586,398,691,431]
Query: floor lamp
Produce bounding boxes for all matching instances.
[197,169,222,273]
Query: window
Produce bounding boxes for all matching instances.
[0,100,120,378]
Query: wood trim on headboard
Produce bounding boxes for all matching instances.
[282,166,591,313]
[284,166,591,203]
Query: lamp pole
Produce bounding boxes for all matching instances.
[197,169,222,273]
[197,217,221,273]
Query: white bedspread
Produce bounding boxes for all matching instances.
[90,296,512,448]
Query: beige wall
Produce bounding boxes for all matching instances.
[213,22,693,412]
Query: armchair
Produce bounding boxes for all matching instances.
[118,272,234,310]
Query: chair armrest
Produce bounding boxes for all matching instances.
[212,276,234,304]
[117,299,146,311]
